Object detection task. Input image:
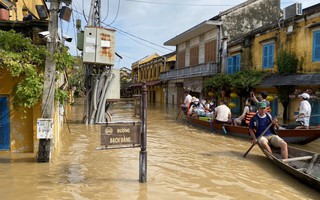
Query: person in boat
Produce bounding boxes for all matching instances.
[204,100,215,117]
[287,93,312,129]
[213,100,232,124]
[249,102,288,159]
[234,97,257,126]
[189,98,206,118]
[181,90,192,114]
[251,90,271,113]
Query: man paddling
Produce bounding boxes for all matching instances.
[248,102,288,159]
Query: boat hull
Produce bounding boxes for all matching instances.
[183,115,320,144]
[259,145,320,191]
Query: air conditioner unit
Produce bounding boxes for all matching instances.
[283,3,302,20]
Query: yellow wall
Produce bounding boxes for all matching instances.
[252,15,320,73]
[5,0,49,21]
[0,68,36,152]
[252,31,279,72]
[285,17,320,72]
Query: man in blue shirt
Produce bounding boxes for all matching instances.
[249,102,288,159]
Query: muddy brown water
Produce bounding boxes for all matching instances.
[0,99,319,200]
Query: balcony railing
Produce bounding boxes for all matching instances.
[160,62,219,81]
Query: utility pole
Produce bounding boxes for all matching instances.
[84,0,117,124]
[37,0,60,162]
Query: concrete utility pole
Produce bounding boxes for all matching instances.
[37,0,60,162]
[85,0,117,124]
[88,0,101,27]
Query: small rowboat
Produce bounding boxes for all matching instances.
[182,114,320,145]
[258,144,320,191]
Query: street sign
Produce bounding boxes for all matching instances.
[100,122,141,149]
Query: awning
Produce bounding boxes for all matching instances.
[131,80,162,87]
[260,74,320,87]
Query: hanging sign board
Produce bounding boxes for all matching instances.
[37,118,54,139]
[100,122,141,149]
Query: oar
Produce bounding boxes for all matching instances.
[175,109,181,119]
[176,106,183,120]
[242,122,273,158]
[298,114,320,118]
[209,118,216,132]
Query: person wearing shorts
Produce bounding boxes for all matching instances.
[249,102,288,159]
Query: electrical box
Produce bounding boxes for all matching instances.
[37,118,54,139]
[83,27,116,65]
[106,68,120,100]
[77,31,84,51]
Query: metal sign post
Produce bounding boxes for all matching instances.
[139,81,147,183]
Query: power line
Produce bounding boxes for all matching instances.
[101,0,110,23]
[124,0,233,7]
[106,0,121,26]
[106,23,173,51]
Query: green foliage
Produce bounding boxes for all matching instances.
[54,46,75,71]
[68,57,85,97]
[55,88,68,105]
[204,70,268,98]
[204,74,230,92]
[0,30,75,108]
[276,49,299,75]
[229,70,269,93]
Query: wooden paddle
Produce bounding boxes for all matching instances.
[176,109,182,119]
[176,105,184,120]
[242,122,273,158]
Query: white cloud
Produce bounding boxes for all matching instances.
[60,0,319,69]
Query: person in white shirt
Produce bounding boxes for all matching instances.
[213,100,232,124]
[181,90,192,114]
[183,91,192,107]
[287,93,312,129]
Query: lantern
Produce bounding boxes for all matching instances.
[266,95,274,102]
[208,91,214,97]
[228,102,236,109]
[230,92,238,99]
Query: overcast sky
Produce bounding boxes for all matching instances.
[59,0,319,69]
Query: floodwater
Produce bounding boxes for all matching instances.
[0,98,319,200]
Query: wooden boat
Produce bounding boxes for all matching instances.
[182,114,320,145]
[258,144,320,191]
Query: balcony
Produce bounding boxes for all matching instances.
[160,62,218,81]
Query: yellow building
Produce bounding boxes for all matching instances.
[0,1,66,155]
[228,3,320,123]
[131,52,176,105]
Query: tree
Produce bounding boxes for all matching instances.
[0,30,75,109]
[204,70,267,108]
[276,49,299,121]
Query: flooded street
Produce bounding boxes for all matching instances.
[1,98,319,199]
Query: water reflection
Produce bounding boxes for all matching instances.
[0,98,319,199]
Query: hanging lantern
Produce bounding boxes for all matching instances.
[266,95,274,102]
[208,91,214,97]
[228,102,236,109]
[230,92,238,99]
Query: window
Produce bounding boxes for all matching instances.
[205,40,217,63]
[313,30,320,62]
[227,54,240,74]
[262,43,274,68]
[177,51,185,69]
[190,46,199,66]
